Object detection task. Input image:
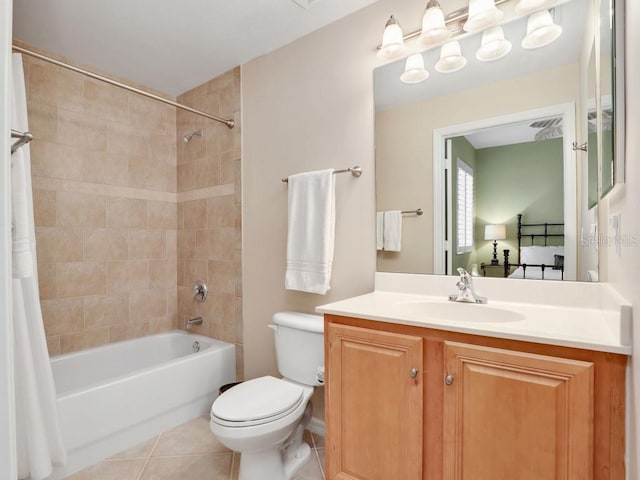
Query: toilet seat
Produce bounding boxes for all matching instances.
[211,376,304,427]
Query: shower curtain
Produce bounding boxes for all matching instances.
[11,53,66,480]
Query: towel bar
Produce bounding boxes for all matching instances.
[282,166,362,183]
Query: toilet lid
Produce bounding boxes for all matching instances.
[211,376,304,426]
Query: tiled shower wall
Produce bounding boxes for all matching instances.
[175,68,243,379]
[22,47,179,356]
[22,44,242,374]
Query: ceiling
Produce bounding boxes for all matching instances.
[12,0,380,96]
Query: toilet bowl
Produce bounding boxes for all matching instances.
[209,312,324,480]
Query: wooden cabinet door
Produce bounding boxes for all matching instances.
[326,323,423,480]
[443,341,594,480]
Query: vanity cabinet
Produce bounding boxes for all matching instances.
[324,315,627,480]
[326,323,423,480]
[443,341,593,480]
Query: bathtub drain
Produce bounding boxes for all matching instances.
[192,341,200,352]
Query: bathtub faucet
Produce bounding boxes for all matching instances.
[186,317,203,330]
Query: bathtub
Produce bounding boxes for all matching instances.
[48,330,236,479]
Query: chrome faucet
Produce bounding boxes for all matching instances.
[449,268,487,304]
[186,316,203,330]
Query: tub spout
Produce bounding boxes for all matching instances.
[186,317,203,330]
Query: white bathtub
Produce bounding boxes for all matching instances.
[48,330,236,479]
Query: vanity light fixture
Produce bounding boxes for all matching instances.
[476,26,512,61]
[515,0,556,15]
[522,10,562,49]
[420,0,451,46]
[378,15,405,59]
[463,0,504,33]
[400,54,430,84]
[435,41,467,74]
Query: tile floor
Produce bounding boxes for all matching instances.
[66,416,326,480]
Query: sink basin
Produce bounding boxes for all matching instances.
[394,301,525,323]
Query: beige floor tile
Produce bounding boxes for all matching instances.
[108,435,159,460]
[140,453,232,480]
[65,459,145,480]
[152,415,231,456]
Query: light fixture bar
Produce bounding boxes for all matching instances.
[376,0,511,50]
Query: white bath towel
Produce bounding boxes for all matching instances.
[11,148,34,279]
[383,210,402,252]
[376,212,384,251]
[285,169,336,294]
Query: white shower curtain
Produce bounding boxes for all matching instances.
[11,53,67,480]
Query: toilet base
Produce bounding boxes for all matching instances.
[238,442,311,480]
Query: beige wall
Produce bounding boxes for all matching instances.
[22,46,180,355]
[175,68,244,379]
[375,63,580,274]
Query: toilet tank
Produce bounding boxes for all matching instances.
[271,312,324,387]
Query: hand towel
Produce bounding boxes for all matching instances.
[383,210,402,252]
[376,212,384,251]
[285,169,336,294]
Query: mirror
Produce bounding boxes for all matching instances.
[374,0,614,282]
[599,0,614,197]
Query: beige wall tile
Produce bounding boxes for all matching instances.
[46,336,61,357]
[41,297,84,336]
[129,94,173,135]
[26,101,57,143]
[57,262,107,298]
[205,122,234,156]
[56,191,106,227]
[166,230,178,259]
[220,151,236,185]
[28,61,84,113]
[107,197,147,228]
[60,327,110,354]
[129,288,167,319]
[56,108,107,151]
[177,230,196,259]
[183,199,207,229]
[129,152,175,192]
[83,229,128,261]
[106,122,149,158]
[109,322,150,343]
[147,201,177,229]
[30,141,84,181]
[193,156,221,189]
[84,294,129,328]
[37,262,57,300]
[207,195,234,228]
[207,260,235,295]
[195,228,234,261]
[35,226,83,263]
[183,259,208,287]
[149,259,177,289]
[82,151,129,186]
[107,260,149,294]
[177,286,197,318]
[129,229,166,259]
[32,189,56,226]
[84,79,129,124]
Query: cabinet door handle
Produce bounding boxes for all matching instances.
[409,368,418,378]
[445,374,454,386]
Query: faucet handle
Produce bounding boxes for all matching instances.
[457,268,471,285]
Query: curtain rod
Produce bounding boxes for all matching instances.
[12,44,235,129]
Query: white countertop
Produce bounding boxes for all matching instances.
[316,274,632,355]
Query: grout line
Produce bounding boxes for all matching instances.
[143,452,233,460]
[135,434,162,480]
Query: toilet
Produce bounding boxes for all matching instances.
[210,312,324,480]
